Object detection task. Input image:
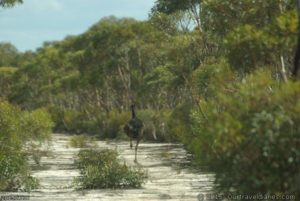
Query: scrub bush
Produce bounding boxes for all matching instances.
[68,135,97,148]
[74,149,147,189]
[191,70,299,199]
[0,100,53,191]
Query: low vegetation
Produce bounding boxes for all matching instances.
[0,100,53,191]
[68,135,98,148]
[74,149,147,189]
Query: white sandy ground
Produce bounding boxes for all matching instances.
[1,134,215,201]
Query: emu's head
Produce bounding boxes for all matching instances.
[130,104,135,109]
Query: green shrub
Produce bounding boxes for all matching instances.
[102,110,130,139]
[48,106,103,134]
[79,116,101,134]
[0,153,39,191]
[0,100,53,191]
[74,149,147,189]
[167,103,193,143]
[191,70,299,199]
[0,67,17,97]
[21,108,53,142]
[0,100,23,153]
[68,135,97,148]
[46,106,65,131]
[63,109,82,133]
[191,58,237,100]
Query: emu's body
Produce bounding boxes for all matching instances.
[124,104,144,162]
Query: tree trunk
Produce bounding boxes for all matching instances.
[280,54,288,82]
[293,0,300,78]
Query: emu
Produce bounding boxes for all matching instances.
[123,104,144,163]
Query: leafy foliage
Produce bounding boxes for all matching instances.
[68,135,97,148]
[0,43,19,67]
[0,153,39,191]
[0,0,22,8]
[0,100,53,191]
[191,70,300,198]
[74,149,147,189]
[21,108,53,142]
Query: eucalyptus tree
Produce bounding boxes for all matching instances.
[152,0,202,33]
[0,42,19,67]
[0,0,22,7]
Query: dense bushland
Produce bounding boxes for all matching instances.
[1,0,299,199]
[74,149,147,189]
[189,69,300,198]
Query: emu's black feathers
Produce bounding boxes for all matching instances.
[124,117,143,139]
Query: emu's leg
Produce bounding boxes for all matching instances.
[130,138,133,149]
[134,139,140,163]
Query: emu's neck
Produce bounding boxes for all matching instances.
[131,106,136,118]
